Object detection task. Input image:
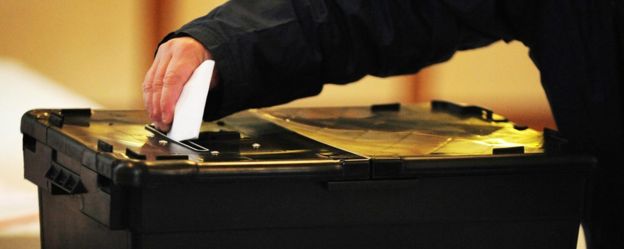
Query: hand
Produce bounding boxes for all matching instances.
[142,37,216,132]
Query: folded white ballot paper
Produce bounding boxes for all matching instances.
[167,60,215,141]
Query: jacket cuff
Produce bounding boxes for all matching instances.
[159,29,248,121]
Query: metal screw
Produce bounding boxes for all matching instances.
[146,134,154,138]
[158,140,168,146]
[210,150,220,156]
[252,143,261,149]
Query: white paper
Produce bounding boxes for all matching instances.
[167,60,215,141]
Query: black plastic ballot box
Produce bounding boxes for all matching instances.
[21,101,594,249]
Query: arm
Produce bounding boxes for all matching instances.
[145,0,516,129]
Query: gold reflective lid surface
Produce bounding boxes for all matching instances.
[255,103,543,157]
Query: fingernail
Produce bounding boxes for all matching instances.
[162,113,171,124]
[156,122,167,132]
[160,123,170,132]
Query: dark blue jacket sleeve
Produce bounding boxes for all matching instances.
[163,0,514,120]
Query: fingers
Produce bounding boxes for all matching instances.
[151,53,172,131]
[141,37,213,132]
[160,56,197,130]
[142,57,159,119]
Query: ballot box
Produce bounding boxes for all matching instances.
[21,101,594,249]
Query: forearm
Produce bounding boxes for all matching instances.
[164,0,513,120]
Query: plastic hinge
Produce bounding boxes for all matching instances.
[371,103,401,112]
[45,161,85,195]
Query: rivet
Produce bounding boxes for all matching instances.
[158,140,168,146]
[252,143,261,149]
[210,150,220,156]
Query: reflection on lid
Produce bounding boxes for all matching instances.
[255,103,543,157]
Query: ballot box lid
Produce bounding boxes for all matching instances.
[21,101,592,187]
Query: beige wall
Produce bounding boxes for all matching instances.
[171,0,225,28]
[0,0,149,109]
[427,41,555,129]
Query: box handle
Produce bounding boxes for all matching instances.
[45,161,85,195]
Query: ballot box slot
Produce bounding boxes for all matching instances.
[145,124,210,152]
[145,124,246,153]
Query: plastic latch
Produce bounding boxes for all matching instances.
[492,146,525,155]
[431,100,508,122]
[45,162,85,195]
[97,140,113,152]
[125,148,146,160]
[60,108,92,117]
[371,103,401,112]
[48,109,92,128]
[49,112,64,128]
